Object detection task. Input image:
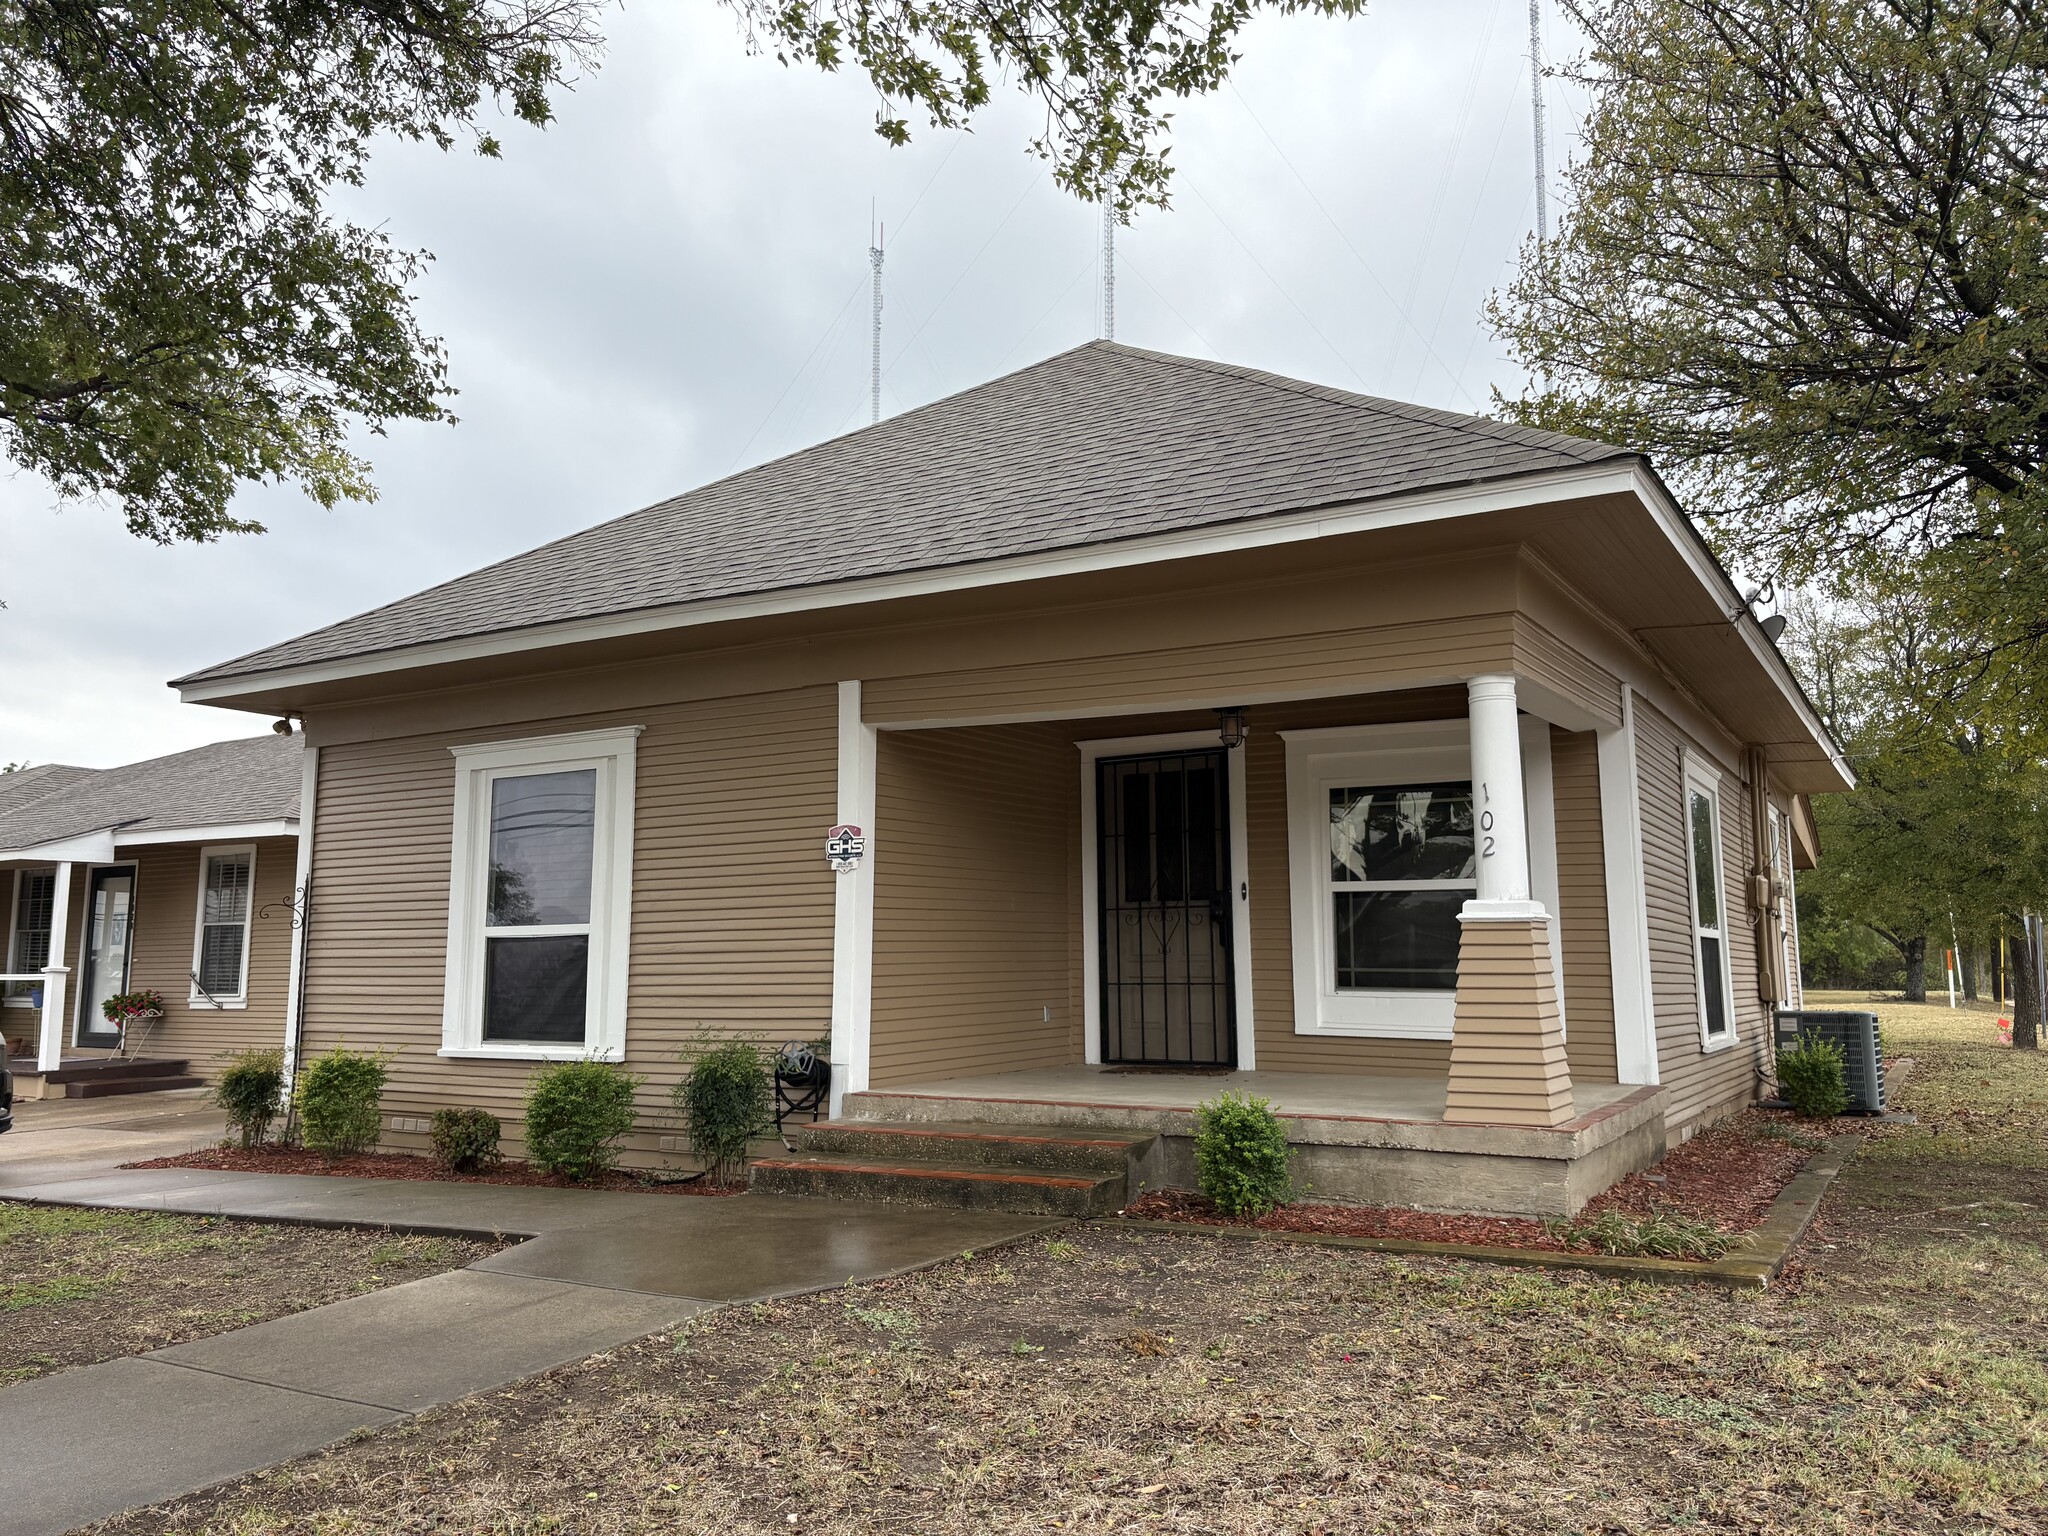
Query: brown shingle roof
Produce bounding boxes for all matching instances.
[0,735,301,853]
[177,342,1632,688]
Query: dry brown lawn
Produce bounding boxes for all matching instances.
[0,1209,499,1384]
[93,995,2048,1535]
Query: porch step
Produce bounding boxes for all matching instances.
[749,1150,1128,1218]
[66,1073,206,1099]
[789,1118,1155,1176]
[40,1058,192,1086]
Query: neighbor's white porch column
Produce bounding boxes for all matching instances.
[828,679,878,1118]
[1446,675,1574,1127]
[38,860,75,1073]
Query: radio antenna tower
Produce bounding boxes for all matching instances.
[1528,0,1549,242]
[868,209,884,424]
[1100,194,1116,341]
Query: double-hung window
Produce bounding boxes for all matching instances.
[442,727,640,1060]
[191,846,255,1005]
[6,869,55,1004]
[1326,781,1477,993]
[1684,760,1736,1047]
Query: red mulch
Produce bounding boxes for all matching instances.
[1121,1108,1833,1257]
[124,1144,746,1195]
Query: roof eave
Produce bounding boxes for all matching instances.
[175,459,1651,706]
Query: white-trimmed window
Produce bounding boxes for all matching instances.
[6,868,56,1005]
[1285,719,1562,1039]
[441,726,640,1061]
[191,845,255,1006]
[1683,759,1736,1047]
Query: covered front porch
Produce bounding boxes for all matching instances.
[806,655,1672,1217]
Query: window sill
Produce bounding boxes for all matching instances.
[1295,1017,1456,1042]
[1700,1031,1738,1053]
[438,1044,625,1064]
[187,997,248,1011]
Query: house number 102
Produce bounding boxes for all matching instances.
[1479,782,1496,858]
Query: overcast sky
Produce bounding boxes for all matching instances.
[0,0,1588,769]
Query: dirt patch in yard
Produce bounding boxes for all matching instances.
[126,1143,747,1194]
[0,1204,500,1384]
[1124,1108,1829,1255]
[91,1001,2048,1536]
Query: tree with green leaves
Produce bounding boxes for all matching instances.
[3,0,1364,545]
[1492,0,2048,718]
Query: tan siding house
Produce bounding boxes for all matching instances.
[2,736,302,1088]
[168,344,1848,1212]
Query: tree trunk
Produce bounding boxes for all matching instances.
[1902,935,1927,1003]
[2017,919,2043,1051]
[1962,946,1978,1001]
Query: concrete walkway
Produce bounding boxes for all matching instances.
[0,1089,227,1191]
[0,1167,1056,1536]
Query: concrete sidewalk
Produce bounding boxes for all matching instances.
[0,1167,1056,1536]
[0,1090,227,1191]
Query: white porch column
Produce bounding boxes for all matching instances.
[1468,675,1536,911]
[1445,675,1575,1127]
[828,680,878,1118]
[38,860,74,1073]
[281,743,320,1093]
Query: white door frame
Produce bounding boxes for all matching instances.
[1077,731,1256,1070]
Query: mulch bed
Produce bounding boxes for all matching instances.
[1122,1108,1834,1256]
[124,1144,746,1195]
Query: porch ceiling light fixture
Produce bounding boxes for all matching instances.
[1216,707,1249,751]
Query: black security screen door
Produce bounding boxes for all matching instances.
[1097,750,1236,1065]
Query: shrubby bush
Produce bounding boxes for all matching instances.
[213,1049,285,1148]
[524,1060,643,1181]
[296,1045,391,1156]
[430,1107,502,1173]
[1777,1032,1849,1118]
[676,1038,771,1185]
[1192,1091,1294,1218]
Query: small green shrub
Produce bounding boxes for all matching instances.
[295,1045,392,1157]
[1549,1207,1734,1261]
[1777,1032,1849,1118]
[212,1049,285,1148]
[676,1038,771,1184]
[1192,1091,1294,1218]
[430,1107,502,1173]
[524,1060,643,1181]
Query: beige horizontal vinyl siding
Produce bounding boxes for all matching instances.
[126,838,297,1072]
[298,684,837,1167]
[1513,616,1624,727]
[1635,701,1769,1134]
[864,615,1518,726]
[869,723,1076,1086]
[1550,729,1617,1083]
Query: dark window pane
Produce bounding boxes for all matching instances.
[1184,766,1219,899]
[198,926,244,993]
[1700,935,1728,1036]
[1330,782,1476,882]
[489,770,596,926]
[7,871,54,999]
[203,854,251,926]
[1155,768,1185,901]
[1689,789,1721,929]
[1119,769,1151,903]
[1332,889,1465,990]
[483,935,589,1042]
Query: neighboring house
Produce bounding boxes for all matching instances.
[0,735,303,1088]
[169,344,1847,1214]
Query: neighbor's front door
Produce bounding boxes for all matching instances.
[1096,749,1236,1065]
[75,867,136,1048]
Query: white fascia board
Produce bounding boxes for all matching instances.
[175,462,1647,705]
[0,830,119,864]
[1624,466,1853,788]
[113,819,298,849]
